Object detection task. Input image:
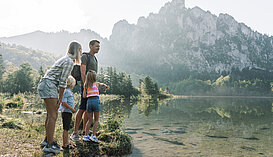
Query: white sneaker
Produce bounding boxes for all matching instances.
[90,136,98,143]
[70,133,80,141]
[83,135,91,142]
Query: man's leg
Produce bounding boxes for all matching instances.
[73,109,85,134]
[83,111,88,132]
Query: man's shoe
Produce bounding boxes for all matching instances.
[70,133,80,141]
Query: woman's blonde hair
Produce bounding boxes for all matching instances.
[67,75,76,89]
[84,70,97,89]
[67,41,81,64]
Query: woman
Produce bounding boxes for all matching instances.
[37,41,82,154]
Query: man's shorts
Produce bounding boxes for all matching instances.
[79,85,87,110]
[37,79,58,99]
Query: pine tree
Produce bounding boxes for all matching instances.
[144,76,154,95]
[154,82,159,95]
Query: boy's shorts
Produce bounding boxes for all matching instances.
[62,112,72,130]
[86,96,101,113]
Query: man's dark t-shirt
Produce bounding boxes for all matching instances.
[81,52,98,84]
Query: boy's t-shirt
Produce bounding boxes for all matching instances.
[59,88,75,113]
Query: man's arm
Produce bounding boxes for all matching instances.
[81,64,86,84]
[83,86,87,98]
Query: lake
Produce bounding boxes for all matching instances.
[102,97,273,157]
[3,96,273,156]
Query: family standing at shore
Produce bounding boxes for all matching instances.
[37,40,109,154]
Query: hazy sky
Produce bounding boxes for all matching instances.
[0,0,272,38]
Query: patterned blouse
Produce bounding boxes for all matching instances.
[43,54,74,88]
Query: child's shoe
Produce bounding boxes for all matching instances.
[90,136,98,143]
[83,135,91,142]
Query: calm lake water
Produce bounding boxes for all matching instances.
[102,97,273,157]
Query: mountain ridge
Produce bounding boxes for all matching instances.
[1,0,272,83]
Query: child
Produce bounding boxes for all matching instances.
[82,70,110,142]
[59,76,77,149]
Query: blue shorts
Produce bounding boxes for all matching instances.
[86,96,101,113]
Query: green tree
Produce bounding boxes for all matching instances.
[154,83,159,95]
[0,54,4,80]
[98,66,138,98]
[3,63,34,94]
[144,76,154,95]
[0,54,4,92]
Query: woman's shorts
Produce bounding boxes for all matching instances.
[37,79,58,99]
[86,96,101,113]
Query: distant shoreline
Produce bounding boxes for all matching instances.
[173,95,273,99]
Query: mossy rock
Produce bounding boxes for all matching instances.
[98,131,115,143]
[69,115,132,156]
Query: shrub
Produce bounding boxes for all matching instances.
[1,119,23,130]
[5,95,24,109]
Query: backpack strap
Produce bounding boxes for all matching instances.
[83,53,91,74]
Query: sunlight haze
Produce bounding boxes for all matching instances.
[0,0,272,38]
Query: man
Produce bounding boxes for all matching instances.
[70,40,100,141]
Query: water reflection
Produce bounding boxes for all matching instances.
[166,98,273,124]
[101,99,134,118]
[122,97,273,156]
[136,98,159,117]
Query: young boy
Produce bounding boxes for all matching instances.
[59,76,77,149]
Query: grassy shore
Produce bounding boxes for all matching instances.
[0,93,132,156]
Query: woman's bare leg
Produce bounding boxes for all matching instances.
[44,98,58,144]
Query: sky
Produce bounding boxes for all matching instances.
[0,0,272,38]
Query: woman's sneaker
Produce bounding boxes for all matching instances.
[70,133,80,141]
[42,143,60,154]
[83,135,91,142]
[90,136,98,143]
[52,141,60,149]
[40,137,47,147]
